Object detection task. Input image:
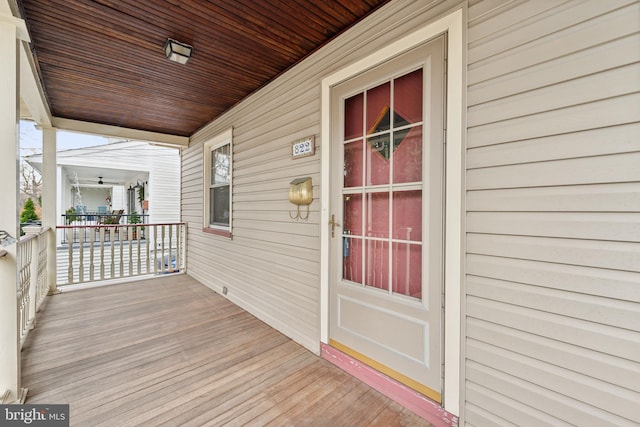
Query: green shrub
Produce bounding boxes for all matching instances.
[20,199,39,223]
[128,211,141,224]
[65,207,77,224]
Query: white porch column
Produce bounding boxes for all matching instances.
[0,15,26,404]
[42,127,58,293]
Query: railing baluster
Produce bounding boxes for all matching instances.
[56,222,185,285]
[99,227,105,280]
[153,225,159,275]
[89,226,95,281]
[118,228,124,277]
[161,226,166,273]
[137,226,142,275]
[110,228,115,278]
[168,225,173,272]
[145,225,150,273]
[67,228,74,284]
[128,226,133,276]
[175,224,180,271]
[78,227,85,282]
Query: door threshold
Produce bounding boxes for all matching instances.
[321,342,458,427]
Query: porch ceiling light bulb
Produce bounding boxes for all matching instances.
[164,38,193,64]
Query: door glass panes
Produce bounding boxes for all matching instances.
[364,192,389,292]
[366,135,391,185]
[344,93,363,140]
[392,190,422,241]
[365,240,389,291]
[343,194,362,283]
[369,134,392,161]
[393,126,422,184]
[343,237,362,284]
[366,82,390,133]
[344,140,363,188]
[341,67,424,300]
[343,194,363,236]
[365,192,389,238]
[394,69,423,126]
[392,243,422,298]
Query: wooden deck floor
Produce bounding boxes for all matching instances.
[21,274,432,426]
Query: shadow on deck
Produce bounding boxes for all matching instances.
[21,274,433,426]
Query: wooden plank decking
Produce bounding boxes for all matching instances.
[21,274,432,426]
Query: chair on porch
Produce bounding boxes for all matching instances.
[98,209,124,241]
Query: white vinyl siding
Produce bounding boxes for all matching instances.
[465,1,640,426]
[148,145,181,224]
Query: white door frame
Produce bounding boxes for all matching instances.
[320,9,464,416]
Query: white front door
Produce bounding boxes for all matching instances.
[329,35,446,402]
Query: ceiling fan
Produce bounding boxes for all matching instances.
[96,176,120,185]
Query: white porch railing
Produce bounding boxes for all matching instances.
[56,223,186,286]
[17,226,50,348]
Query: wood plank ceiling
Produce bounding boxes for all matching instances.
[18,0,390,137]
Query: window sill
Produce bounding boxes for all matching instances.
[203,227,232,239]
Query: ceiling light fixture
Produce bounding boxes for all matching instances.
[163,38,193,64]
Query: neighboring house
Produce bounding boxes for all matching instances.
[25,140,180,228]
[2,1,638,426]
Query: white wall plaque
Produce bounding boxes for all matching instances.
[291,136,315,159]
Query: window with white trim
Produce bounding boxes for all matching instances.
[203,129,232,235]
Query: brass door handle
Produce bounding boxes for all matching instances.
[329,214,341,238]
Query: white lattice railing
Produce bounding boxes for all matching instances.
[56,222,186,286]
[17,226,50,348]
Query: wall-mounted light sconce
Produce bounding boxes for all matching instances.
[289,177,313,220]
[164,38,193,64]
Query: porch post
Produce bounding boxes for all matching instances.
[42,127,58,293]
[0,15,26,403]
